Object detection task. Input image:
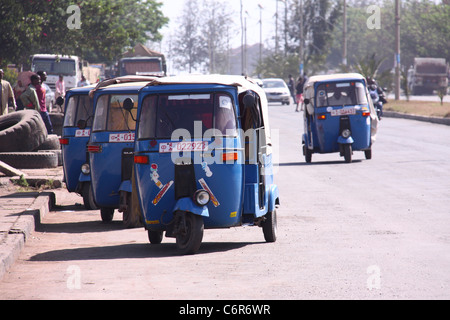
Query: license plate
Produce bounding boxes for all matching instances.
[109,133,135,142]
[159,141,208,153]
[75,129,90,137]
[330,108,356,116]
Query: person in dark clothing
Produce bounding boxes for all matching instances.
[295,76,305,112]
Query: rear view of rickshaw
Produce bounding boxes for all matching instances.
[87,77,156,227]
[58,85,98,210]
[302,73,378,163]
[131,75,280,254]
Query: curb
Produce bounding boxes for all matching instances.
[0,192,55,280]
[383,111,450,126]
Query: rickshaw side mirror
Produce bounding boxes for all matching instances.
[77,119,87,129]
[56,96,64,106]
[304,98,310,105]
[123,97,134,111]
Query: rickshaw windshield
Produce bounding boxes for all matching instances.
[138,92,237,139]
[92,94,138,132]
[63,94,93,127]
[316,81,368,107]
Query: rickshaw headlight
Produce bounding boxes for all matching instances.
[81,163,90,175]
[341,129,351,139]
[194,190,210,206]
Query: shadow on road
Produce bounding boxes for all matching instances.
[28,241,263,261]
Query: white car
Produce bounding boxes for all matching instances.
[262,78,291,105]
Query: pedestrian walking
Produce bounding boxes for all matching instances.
[288,74,296,105]
[295,76,305,112]
[0,69,17,115]
[36,71,54,134]
[19,74,40,111]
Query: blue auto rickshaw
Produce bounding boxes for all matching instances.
[87,77,156,226]
[58,85,98,209]
[302,73,378,163]
[128,75,280,254]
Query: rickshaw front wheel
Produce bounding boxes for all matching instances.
[148,230,163,244]
[343,144,352,163]
[100,208,114,223]
[176,212,204,255]
[262,209,277,243]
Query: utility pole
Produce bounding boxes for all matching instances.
[395,0,401,100]
[299,0,304,75]
[258,4,263,70]
[240,0,244,75]
[343,0,347,66]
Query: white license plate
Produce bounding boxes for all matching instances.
[330,108,356,116]
[75,129,90,137]
[159,141,208,153]
[109,133,135,142]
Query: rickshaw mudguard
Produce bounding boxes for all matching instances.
[173,197,209,217]
[337,136,354,145]
[268,184,279,212]
[78,172,91,183]
[118,180,132,193]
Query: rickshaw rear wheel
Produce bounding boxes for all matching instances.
[100,208,114,223]
[176,212,204,255]
[262,209,277,242]
[364,149,372,160]
[82,183,98,210]
[148,230,163,244]
[303,145,312,163]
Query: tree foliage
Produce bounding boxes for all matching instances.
[0,0,168,66]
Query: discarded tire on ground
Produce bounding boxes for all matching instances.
[34,134,61,151]
[0,152,58,169]
[0,111,48,152]
[37,150,62,166]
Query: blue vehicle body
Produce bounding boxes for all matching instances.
[132,75,279,254]
[60,85,97,209]
[87,79,153,225]
[302,73,379,163]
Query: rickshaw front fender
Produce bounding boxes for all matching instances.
[337,136,354,145]
[118,180,132,193]
[173,197,209,217]
[78,172,91,183]
[268,184,280,212]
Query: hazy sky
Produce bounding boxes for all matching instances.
[160,0,281,48]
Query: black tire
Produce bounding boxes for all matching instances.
[262,209,277,242]
[82,183,98,210]
[176,212,204,255]
[0,110,48,152]
[303,145,312,163]
[0,152,58,169]
[37,150,62,166]
[343,144,352,163]
[34,134,60,151]
[364,149,372,160]
[100,207,114,223]
[148,230,164,244]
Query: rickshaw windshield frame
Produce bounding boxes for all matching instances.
[137,92,238,140]
[63,94,93,127]
[315,80,368,108]
[92,93,138,132]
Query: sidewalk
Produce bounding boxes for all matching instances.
[0,167,62,280]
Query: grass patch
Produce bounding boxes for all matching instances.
[385,100,450,118]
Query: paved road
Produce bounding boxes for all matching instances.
[1,103,449,300]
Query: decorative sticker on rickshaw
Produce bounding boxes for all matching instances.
[109,132,135,142]
[159,141,208,153]
[201,162,213,177]
[330,108,356,116]
[198,178,220,207]
[150,163,163,188]
[152,180,174,205]
[75,129,90,137]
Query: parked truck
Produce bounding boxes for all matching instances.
[118,56,166,77]
[407,57,448,95]
[31,54,81,91]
